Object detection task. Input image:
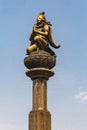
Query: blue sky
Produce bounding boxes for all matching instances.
[0,0,87,130]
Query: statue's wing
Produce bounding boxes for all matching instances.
[48,27,60,48]
[29,25,36,41]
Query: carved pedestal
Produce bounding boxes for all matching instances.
[29,111,51,130]
[24,50,56,130]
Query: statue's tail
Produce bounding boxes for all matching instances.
[48,27,60,49]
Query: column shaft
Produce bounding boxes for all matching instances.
[32,79,47,111]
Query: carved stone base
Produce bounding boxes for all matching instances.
[24,50,56,69]
[26,68,54,80]
[29,110,51,130]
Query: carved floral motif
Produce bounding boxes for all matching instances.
[24,50,56,69]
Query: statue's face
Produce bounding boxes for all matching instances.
[37,15,44,23]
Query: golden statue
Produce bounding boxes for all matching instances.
[26,12,60,56]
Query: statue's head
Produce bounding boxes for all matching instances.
[37,12,46,24]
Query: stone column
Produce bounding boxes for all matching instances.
[24,50,56,130]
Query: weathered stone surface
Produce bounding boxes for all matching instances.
[24,50,56,69]
[32,79,47,111]
[26,68,54,80]
[24,50,56,130]
[29,110,51,130]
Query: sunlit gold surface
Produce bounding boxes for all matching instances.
[27,12,60,56]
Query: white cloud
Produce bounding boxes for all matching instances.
[75,90,87,103]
